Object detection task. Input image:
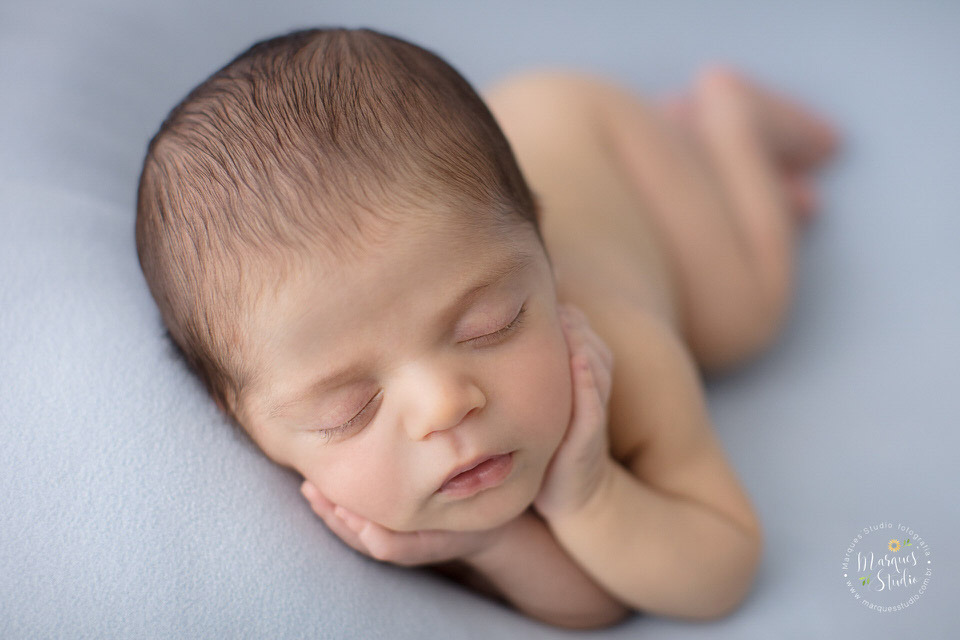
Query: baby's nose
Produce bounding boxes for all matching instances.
[403,368,486,440]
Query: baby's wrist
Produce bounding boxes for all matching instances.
[535,456,619,527]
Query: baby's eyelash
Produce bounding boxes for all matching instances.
[315,417,357,443]
[316,390,383,442]
[469,303,528,346]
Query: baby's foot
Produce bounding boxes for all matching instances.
[695,65,840,174]
[656,90,821,223]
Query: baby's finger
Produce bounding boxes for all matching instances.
[334,505,426,566]
[561,303,589,325]
[560,306,613,373]
[559,309,588,359]
[567,309,612,370]
[301,481,334,514]
[567,326,611,404]
[560,321,612,407]
[568,322,613,402]
[570,354,605,434]
[325,507,371,554]
[583,327,614,372]
[301,482,372,556]
[584,349,613,407]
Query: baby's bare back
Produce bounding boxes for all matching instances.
[483,66,838,377]
[482,71,681,337]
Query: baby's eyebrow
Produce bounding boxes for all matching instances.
[264,248,536,419]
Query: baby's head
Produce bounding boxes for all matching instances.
[135,27,573,532]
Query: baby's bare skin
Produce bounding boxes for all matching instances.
[483,65,839,461]
[483,65,838,382]
[427,66,838,626]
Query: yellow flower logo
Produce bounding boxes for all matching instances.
[889,539,901,552]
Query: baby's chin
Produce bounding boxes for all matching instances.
[375,488,532,534]
[440,498,532,533]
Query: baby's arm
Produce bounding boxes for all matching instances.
[440,508,632,629]
[302,473,629,629]
[544,305,763,620]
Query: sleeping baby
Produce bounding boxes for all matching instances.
[135,26,838,629]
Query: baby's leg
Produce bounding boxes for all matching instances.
[662,67,839,343]
[658,68,838,224]
[595,67,839,373]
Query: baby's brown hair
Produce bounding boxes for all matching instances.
[135,27,544,436]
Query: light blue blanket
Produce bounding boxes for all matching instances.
[1,1,955,637]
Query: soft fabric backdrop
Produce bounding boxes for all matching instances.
[1,0,956,637]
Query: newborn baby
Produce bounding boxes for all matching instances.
[135,27,838,629]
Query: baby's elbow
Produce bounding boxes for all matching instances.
[700,528,764,620]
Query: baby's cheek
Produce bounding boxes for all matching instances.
[543,355,574,447]
[515,330,574,449]
[335,452,420,531]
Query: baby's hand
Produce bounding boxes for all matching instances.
[533,303,616,521]
[299,481,512,567]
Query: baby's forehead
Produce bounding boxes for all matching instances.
[234,209,539,335]
[250,225,532,317]
[271,212,513,273]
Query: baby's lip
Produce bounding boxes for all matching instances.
[437,451,510,492]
